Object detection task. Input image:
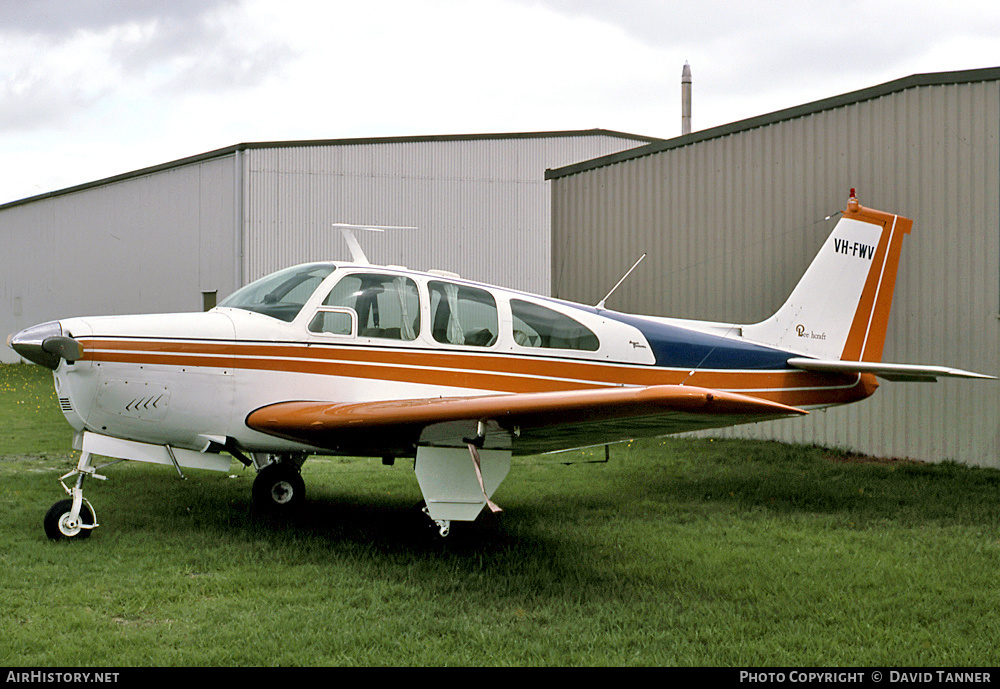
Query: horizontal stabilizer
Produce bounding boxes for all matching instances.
[786,357,996,382]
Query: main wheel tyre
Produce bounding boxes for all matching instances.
[412,500,452,539]
[44,499,95,541]
[252,463,306,512]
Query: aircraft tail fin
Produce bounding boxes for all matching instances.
[743,190,911,362]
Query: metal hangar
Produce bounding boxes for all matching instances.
[547,67,1000,466]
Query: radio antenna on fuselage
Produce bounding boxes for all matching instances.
[596,253,646,310]
[332,223,418,265]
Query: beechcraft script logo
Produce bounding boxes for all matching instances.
[796,324,827,341]
[833,237,875,260]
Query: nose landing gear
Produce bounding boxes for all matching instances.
[44,451,108,541]
[44,499,96,541]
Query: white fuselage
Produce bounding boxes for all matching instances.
[53,262,664,456]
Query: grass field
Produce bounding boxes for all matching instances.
[2,362,1000,666]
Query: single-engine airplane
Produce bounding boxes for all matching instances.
[8,191,993,540]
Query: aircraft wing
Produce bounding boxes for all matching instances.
[786,357,996,382]
[245,385,807,455]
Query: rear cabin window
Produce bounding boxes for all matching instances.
[314,273,420,340]
[510,299,600,351]
[428,281,498,347]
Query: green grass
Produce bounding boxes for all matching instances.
[2,362,1000,666]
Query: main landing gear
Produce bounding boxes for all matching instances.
[251,454,306,513]
[40,439,509,541]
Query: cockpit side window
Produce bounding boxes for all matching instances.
[218,264,336,322]
[510,299,600,351]
[428,281,498,347]
[318,273,420,340]
[307,309,355,336]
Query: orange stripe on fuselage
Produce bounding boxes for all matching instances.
[79,337,876,407]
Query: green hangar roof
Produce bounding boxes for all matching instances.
[546,66,1000,180]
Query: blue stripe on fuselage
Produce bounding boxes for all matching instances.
[601,312,793,370]
[515,293,794,371]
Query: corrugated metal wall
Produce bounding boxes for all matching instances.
[551,77,1000,466]
[241,133,646,295]
[0,157,238,363]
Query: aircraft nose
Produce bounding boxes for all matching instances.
[7,321,83,369]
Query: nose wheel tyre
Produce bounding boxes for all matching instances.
[252,463,305,513]
[44,499,96,541]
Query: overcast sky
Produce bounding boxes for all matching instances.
[2,0,999,205]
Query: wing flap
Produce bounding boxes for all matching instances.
[786,357,995,382]
[245,384,807,451]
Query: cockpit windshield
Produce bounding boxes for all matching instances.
[218,263,336,322]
